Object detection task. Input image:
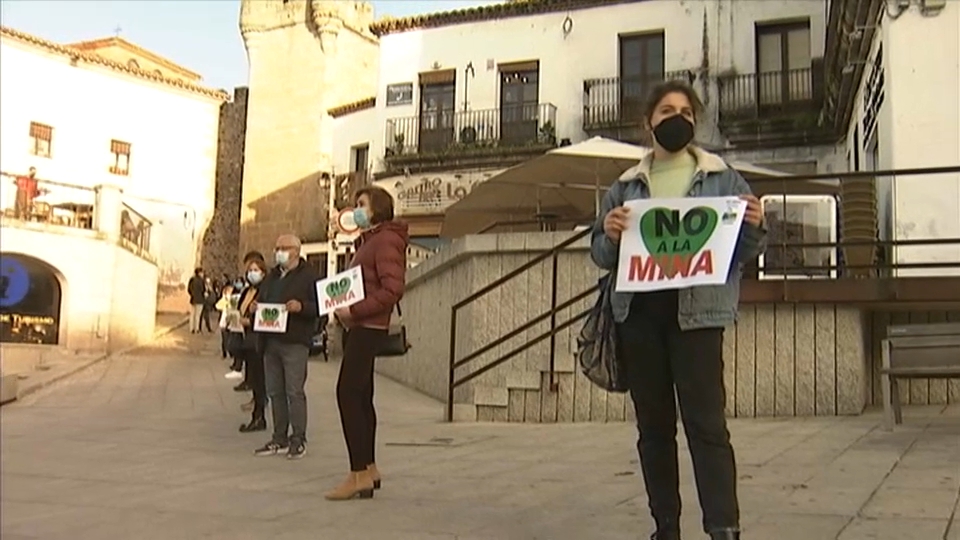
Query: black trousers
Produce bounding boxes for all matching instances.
[200,306,213,332]
[241,347,266,418]
[337,327,387,471]
[618,291,739,535]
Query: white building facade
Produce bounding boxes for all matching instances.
[325,0,959,278]
[842,0,960,276]
[0,27,227,311]
[325,0,840,272]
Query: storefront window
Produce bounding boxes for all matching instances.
[0,253,61,344]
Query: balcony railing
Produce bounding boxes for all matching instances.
[583,70,696,130]
[0,173,95,230]
[120,202,153,256]
[717,67,823,123]
[384,103,557,158]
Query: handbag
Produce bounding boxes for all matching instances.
[577,274,628,393]
[379,303,410,356]
[226,330,258,356]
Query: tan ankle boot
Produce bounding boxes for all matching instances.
[367,463,381,490]
[324,470,375,501]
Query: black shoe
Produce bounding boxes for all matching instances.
[239,416,266,433]
[253,440,288,456]
[650,531,680,540]
[709,531,738,540]
[287,439,307,460]
[233,382,251,392]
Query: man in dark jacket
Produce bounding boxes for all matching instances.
[187,267,206,334]
[253,234,319,460]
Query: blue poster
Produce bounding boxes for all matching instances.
[0,257,30,308]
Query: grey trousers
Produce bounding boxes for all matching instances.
[263,339,309,444]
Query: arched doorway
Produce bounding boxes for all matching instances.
[0,253,62,345]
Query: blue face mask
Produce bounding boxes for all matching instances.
[233,280,243,289]
[274,250,290,267]
[353,207,371,230]
[246,270,264,285]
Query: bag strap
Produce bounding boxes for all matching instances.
[395,302,403,317]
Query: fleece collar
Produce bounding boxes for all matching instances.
[618,146,727,183]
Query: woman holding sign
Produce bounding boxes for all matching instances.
[590,81,766,540]
[326,186,408,501]
[234,252,269,433]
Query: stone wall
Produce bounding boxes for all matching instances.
[200,87,248,278]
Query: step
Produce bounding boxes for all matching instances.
[452,403,477,422]
[0,373,18,405]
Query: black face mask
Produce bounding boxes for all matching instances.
[652,114,695,153]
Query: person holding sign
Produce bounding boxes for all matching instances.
[252,235,320,461]
[325,186,408,501]
[232,251,269,434]
[590,81,765,540]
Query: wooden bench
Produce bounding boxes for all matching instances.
[881,322,960,430]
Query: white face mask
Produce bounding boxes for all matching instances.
[274,250,290,267]
[247,270,264,284]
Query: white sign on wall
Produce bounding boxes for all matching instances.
[374,169,505,215]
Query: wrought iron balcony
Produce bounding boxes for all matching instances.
[383,103,557,160]
[717,66,824,124]
[582,70,696,130]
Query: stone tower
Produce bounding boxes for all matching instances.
[238,0,379,257]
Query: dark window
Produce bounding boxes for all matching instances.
[499,64,540,145]
[110,139,131,176]
[0,254,61,345]
[756,20,812,106]
[351,144,369,174]
[861,45,884,144]
[418,82,456,153]
[619,32,665,123]
[853,126,861,172]
[29,122,53,158]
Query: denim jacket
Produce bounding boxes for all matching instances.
[589,147,767,330]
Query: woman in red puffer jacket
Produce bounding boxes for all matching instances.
[326,186,408,501]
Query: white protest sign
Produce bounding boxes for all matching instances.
[253,302,288,333]
[615,197,746,292]
[315,266,366,317]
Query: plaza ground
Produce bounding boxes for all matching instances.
[1,327,958,540]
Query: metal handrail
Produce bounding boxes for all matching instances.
[446,226,592,421]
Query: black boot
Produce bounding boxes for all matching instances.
[239,415,266,433]
[650,531,680,540]
[709,531,739,540]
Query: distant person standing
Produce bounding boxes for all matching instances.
[187,268,206,334]
[253,234,319,460]
[201,277,216,333]
[5,167,44,220]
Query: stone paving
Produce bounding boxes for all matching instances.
[0,314,188,403]
[1,327,958,540]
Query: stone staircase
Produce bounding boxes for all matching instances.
[454,348,636,423]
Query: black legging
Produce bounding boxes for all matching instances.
[337,327,387,472]
[242,347,266,417]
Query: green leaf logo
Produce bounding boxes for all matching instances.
[638,206,718,277]
[262,307,280,322]
[325,277,351,299]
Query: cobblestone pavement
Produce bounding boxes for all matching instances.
[1,328,958,540]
